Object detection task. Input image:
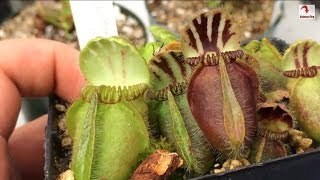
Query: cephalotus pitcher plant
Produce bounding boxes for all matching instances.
[63,7,319,179]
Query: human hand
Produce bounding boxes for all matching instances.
[0,38,85,179]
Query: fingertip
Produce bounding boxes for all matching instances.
[0,38,86,100]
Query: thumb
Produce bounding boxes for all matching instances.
[8,115,47,180]
[0,136,20,180]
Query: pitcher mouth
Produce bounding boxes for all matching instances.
[147,81,188,101]
[283,66,319,78]
[81,83,148,104]
[257,128,289,141]
[185,50,244,66]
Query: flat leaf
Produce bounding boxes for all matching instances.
[139,42,163,63]
[150,25,178,45]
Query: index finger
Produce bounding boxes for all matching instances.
[0,38,85,139]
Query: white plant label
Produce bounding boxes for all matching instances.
[70,1,118,50]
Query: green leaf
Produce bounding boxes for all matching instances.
[243,38,287,92]
[36,1,73,32]
[66,99,89,139]
[139,42,163,63]
[242,40,260,55]
[80,37,150,87]
[72,90,99,179]
[208,0,222,8]
[166,91,197,171]
[150,25,178,45]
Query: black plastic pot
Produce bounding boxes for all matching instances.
[45,95,70,180]
[114,3,148,45]
[194,149,320,180]
[0,0,11,24]
[0,0,34,24]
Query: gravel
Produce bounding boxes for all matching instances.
[146,0,275,39]
[0,1,147,49]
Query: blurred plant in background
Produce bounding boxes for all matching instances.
[36,0,74,33]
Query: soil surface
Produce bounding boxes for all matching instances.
[47,98,71,180]
[0,1,147,48]
[0,3,78,48]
